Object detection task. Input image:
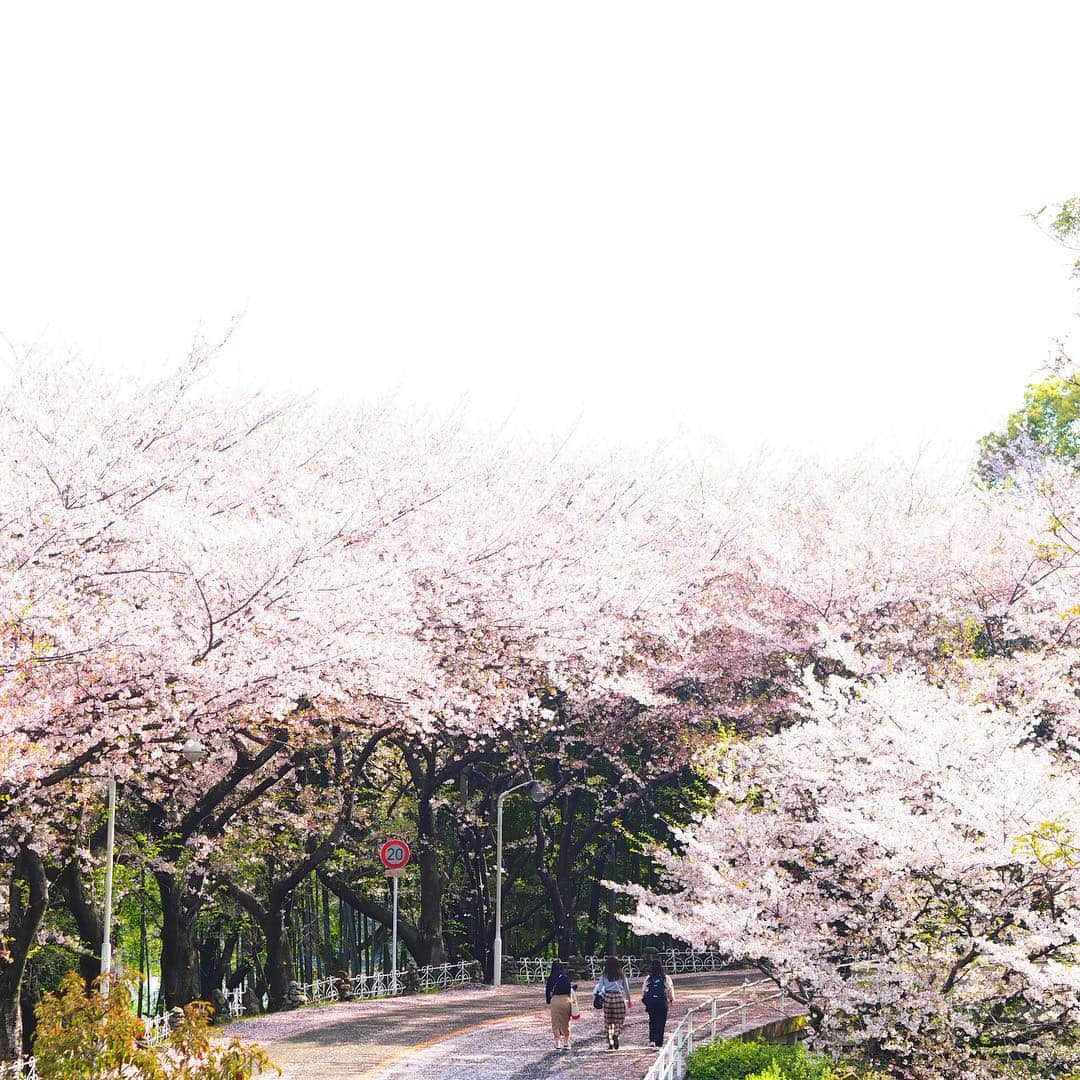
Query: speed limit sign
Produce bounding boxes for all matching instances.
[380,840,411,991]
[380,839,411,875]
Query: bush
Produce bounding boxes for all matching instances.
[687,1038,834,1080]
[33,972,278,1079]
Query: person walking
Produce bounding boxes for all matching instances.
[545,959,574,1051]
[642,958,675,1048]
[593,955,632,1051]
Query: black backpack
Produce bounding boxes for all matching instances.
[643,974,666,1006]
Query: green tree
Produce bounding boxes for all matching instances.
[977,196,1080,484]
[1035,197,1080,272]
[977,375,1080,483]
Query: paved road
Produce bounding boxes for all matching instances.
[227,971,788,1080]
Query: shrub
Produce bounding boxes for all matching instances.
[687,1038,834,1080]
[33,972,278,1079]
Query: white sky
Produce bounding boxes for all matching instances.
[2,2,1079,459]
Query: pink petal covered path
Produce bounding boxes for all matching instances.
[226,971,794,1079]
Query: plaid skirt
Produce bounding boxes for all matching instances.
[603,992,627,1030]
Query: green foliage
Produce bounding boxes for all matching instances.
[33,972,278,1079]
[34,972,160,1078]
[746,1063,789,1080]
[977,376,1080,483]
[1013,820,1080,869]
[686,1038,835,1080]
[1049,197,1080,275]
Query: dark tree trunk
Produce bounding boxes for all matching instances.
[415,798,449,965]
[220,880,295,1013]
[582,877,604,955]
[416,847,449,966]
[0,991,20,1064]
[57,859,104,985]
[157,873,203,1007]
[537,866,576,958]
[198,923,237,997]
[18,983,36,1056]
[300,883,313,984]
[0,848,49,1061]
[226,960,252,991]
[262,904,294,1011]
[320,881,334,973]
[606,842,618,955]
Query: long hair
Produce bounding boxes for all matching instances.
[603,955,623,981]
[650,958,665,978]
[549,958,567,979]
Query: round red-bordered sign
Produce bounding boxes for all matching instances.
[380,839,411,871]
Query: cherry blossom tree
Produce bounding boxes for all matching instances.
[1,347,737,1047]
[628,670,1080,1076]
[0,349,418,1048]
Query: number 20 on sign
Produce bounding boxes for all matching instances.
[380,838,411,877]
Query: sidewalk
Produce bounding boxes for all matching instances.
[226,971,770,1079]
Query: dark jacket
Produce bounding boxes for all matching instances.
[545,971,572,1003]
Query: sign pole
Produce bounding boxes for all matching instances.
[391,875,399,993]
[493,790,505,987]
[379,838,410,995]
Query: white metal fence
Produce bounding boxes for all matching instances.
[517,948,727,984]
[416,959,476,992]
[0,1061,36,1078]
[143,1011,174,1045]
[643,978,792,1080]
[516,957,550,983]
[282,960,481,1009]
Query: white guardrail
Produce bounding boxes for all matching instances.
[517,948,727,984]
[143,1010,175,1045]
[0,1061,36,1079]
[644,978,791,1080]
[293,959,479,1006]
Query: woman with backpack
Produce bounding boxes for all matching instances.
[545,959,574,1051]
[641,958,675,1047]
[593,955,632,1050]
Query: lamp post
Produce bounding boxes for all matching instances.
[493,779,547,988]
[100,777,117,991]
[101,736,208,992]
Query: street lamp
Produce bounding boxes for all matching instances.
[493,779,547,988]
[100,776,117,990]
[181,737,208,766]
[101,735,209,990]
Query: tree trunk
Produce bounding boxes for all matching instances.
[198,922,235,998]
[416,846,449,965]
[19,981,37,1055]
[582,878,604,956]
[537,866,576,958]
[0,990,20,1064]
[57,859,104,985]
[606,841,618,955]
[0,848,49,1061]
[415,798,448,965]
[157,873,202,1007]
[320,881,334,973]
[262,904,294,1011]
